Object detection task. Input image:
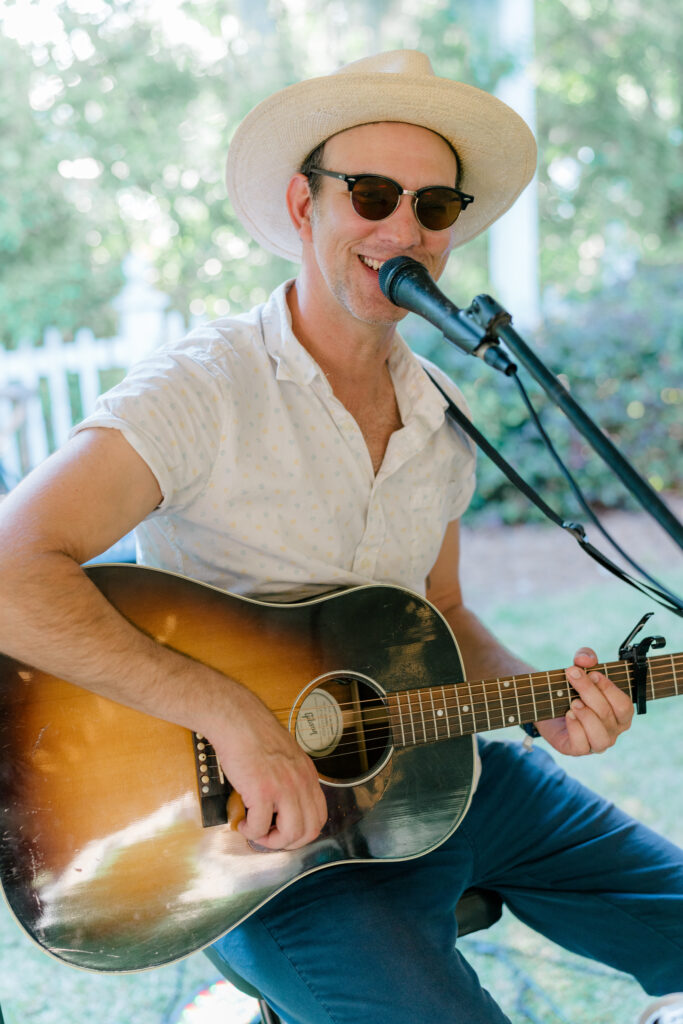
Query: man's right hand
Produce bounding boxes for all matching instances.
[206,681,328,851]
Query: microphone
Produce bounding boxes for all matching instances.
[378,256,516,375]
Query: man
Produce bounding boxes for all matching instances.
[0,50,681,1022]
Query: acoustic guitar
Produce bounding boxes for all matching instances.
[0,564,678,973]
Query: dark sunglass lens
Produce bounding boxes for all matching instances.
[415,188,463,230]
[351,177,400,221]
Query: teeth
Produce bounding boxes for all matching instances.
[360,256,384,271]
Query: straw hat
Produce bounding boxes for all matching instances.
[226,49,537,263]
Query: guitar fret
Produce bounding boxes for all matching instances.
[390,652,680,751]
[395,691,411,747]
[483,679,502,731]
[409,688,419,745]
[440,686,452,738]
[624,661,633,705]
[417,688,428,743]
[496,678,505,728]
[428,688,437,740]
[546,671,555,718]
[426,688,438,743]
[387,693,405,748]
[452,682,464,737]
[458,681,474,737]
[516,673,534,727]
[550,672,571,718]
[512,676,522,726]
[466,678,476,730]
[480,679,492,731]
[529,674,539,723]
[429,687,447,741]
[397,693,407,746]
[500,676,516,726]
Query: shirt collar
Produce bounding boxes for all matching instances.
[260,280,321,386]
[388,336,449,435]
[261,280,448,434]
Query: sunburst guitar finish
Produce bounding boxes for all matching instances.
[0,565,474,972]
[0,564,679,974]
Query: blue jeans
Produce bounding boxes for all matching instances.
[212,739,683,1023]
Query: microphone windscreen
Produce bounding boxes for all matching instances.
[378,256,427,305]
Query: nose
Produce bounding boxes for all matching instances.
[376,193,423,248]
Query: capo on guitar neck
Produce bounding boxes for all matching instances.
[619,613,666,715]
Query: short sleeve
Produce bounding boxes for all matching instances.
[71,347,225,513]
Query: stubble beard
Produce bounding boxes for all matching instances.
[310,204,404,329]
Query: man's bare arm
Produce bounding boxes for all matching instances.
[0,428,327,848]
[426,519,532,680]
[426,519,633,754]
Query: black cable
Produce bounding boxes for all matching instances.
[511,372,678,600]
[426,369,683,616]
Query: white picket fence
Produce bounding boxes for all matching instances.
[0,256,188,488]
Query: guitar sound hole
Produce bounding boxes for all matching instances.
[294,675,390,783]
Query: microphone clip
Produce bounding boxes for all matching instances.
[466,295,514,336]
[461,295,517,377]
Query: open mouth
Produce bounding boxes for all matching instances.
[359,255,385,272]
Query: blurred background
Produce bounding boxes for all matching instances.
[0,1,681,1021]
[0,0,681,516]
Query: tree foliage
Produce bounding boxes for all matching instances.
[407,262,682,522]
[2,0,679,341]
[535,0,682,298]
[0,31,123,344]
[0,0,679,512]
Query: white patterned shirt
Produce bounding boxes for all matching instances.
[73,281,475,600]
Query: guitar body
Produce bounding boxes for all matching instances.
[0,565,474,973]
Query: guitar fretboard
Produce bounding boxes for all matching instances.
[387,652,681,748]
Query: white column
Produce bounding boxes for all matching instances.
[489,0,540,332]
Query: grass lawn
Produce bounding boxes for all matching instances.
[0,571,681,1023]
[484,568,683,846]
[463,569,683,1023]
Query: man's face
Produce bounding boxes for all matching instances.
[302,122,459,327]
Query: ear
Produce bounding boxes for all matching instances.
[286,172,314,244]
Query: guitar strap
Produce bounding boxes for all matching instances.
[424,369,683,617]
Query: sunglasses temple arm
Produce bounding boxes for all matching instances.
[378,257,516,375]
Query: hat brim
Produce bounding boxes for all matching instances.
[226,70,537,263]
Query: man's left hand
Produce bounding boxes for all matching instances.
[536,647,634,756]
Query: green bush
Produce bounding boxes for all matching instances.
[407,263,682,524]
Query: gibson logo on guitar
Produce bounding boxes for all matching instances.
[0,564,678,974]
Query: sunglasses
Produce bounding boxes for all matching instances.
[308,168,475,232]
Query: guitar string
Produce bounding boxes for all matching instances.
[194,662,681,762]
[227,657,680,723]
[195,692,651,768]
[199,669,679,757]
[197,690,671,769]
[335,658,675,752]
[249,655,681,717]
[196,662,680,763]
[192,657,681,769]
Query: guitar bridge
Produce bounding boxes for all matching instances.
[192,731,230,827]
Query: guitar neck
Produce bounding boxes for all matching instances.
[388,652,682,748]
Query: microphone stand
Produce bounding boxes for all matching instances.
[464,293,683,550]
[378,254,682,552]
